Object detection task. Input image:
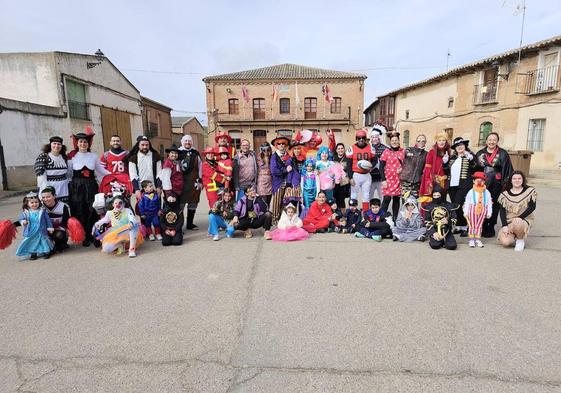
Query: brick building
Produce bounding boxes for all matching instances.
[171,116,205,152]
[203,64,367,149]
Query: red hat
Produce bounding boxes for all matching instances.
[217,146,229,156]
[203,146,215,155]
[214,131,233,143]
[355,129,367,139]
[473,171,486,180]
[312,133,322,145]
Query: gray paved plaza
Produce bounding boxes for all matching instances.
[0,186,560,392]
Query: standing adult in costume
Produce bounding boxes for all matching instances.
[100,135,129,175]
[293,129,336,159]
[256,142,273,204]
[380,131,405,222]
[232,139,258,202]
[346,129,376,212]
[475,132,513,237]
[420,131,451,200]
[34,136,72,202]
[40,186,71,253]
[332,143,352,211]
[369,123,389,200]
[179,134,203,231]
[128,136,162,202]
[448,137,476,236]
[214,130,236,159]
[400,134,427,196]
[497,171,537,252]
[270,135,296,223]
[68,131,110,246]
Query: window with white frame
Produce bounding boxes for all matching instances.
[527,119,545,152]
[228,130,242,150]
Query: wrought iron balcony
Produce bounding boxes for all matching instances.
[473,83,498,105]
[517,65,560,95]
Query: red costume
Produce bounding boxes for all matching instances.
[214,131,236,160]
[202,147,226,208]
[302,201,333,233]
[380,148,405,197]
[420,143,450,197]
[215,146,233,189]
[161,159,183,197]
[293,130,336,159]
[100,150,128,174]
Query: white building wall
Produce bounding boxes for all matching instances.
[0,53,60,107]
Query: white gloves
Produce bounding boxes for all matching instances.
[442,152,449,164]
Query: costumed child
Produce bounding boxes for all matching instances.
[302,191,333,233]
[15,192,54,260]
[270,202,309,242]
[201,146,227,208]
[463,171,493,248]
[94,195,142,258]
[301,158,318,214]
[341,198,362,234]
[423,185,458,250]
[137,180,162,241]
[216,146,233,189]
[208,188,235,241]
[315,147,345,201]
[356,198,392,241]
[160,192,184,246]
[392,194,426,242]
[161,145,184,199]
[327,198,344,233]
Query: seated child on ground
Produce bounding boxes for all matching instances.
[341,198,362,234]
[392,195,426,242]
[208,188,235,241]
[356,198,392,241]
[271,202,309,242]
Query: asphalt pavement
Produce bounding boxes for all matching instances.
[0,186,560,392]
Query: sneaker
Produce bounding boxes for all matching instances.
[43,253,50,259]
[155,234,163,241]
[212,235,220,241]
[469,240,476,248]
[372,235,382,242]
[392,235,399,241]
[30,253,38,260]
[475,239,484,248]
[244,229,253,239]
[225,233,233,238]
[386,217,395,227]
[149,234,156,241]
[264,231,272,240]
[514,239,525,252]
[128,248,136,258]
[355,232,365,238]
[417,235,426,242]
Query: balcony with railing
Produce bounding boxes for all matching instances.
[517,65,560,95]
[473,82,498,105]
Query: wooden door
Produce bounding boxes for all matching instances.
[101,107,132,150]
[253,130,267,150]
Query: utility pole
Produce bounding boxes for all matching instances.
[446,49,451,72]
[517,0,527,65]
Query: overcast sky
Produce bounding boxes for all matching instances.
[2,0,560,125]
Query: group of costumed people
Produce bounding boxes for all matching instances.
[0,126,537,260]
[202,127,537,252]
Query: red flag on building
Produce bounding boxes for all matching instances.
[322,84,334,103]
[272,83,279,102]
[242,86,250,103]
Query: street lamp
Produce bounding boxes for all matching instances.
[87,49,105,69]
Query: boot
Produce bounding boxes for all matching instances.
[186,209,199,230]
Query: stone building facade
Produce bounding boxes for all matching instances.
[365,35,561,174]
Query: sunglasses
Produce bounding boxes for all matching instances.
[276,142,287,146]
[357,137,367,140]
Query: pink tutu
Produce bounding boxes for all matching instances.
[271,226,309,242]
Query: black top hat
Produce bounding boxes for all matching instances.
[451,137,470,149]
[165,144,181,153]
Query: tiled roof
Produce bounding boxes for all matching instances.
[380,34,561,97]
[203,63,367,81]
[171,116,194,127]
